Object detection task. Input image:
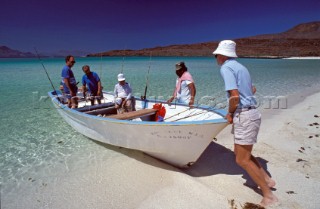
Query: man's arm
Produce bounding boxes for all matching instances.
[125,84,132,100]
[97,81,102,96]
[64,78,76,96]
[188,83,196,106]
[226,89,240,124]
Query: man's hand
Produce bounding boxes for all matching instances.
[189,97,195,107]
[121,99,126,108]
[226,113,233,124]
[167,96,174,105]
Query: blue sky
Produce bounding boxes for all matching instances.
[1,0,319,53]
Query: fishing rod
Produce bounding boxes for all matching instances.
[121,46,126,73]
[34,48,61,102]
[164,107,191,121]
[141,52,152,109]
[100,52,103,80]
[170,109,207,122]
[99,52,104,100]
[142,52,152,101]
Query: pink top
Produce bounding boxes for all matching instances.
[173,71,194,97]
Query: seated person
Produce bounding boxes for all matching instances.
[82,65,102,106]
[114,73,134,114]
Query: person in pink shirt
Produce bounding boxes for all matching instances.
[167,62,196,107]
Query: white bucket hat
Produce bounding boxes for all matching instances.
[213,40,238,58]
[117,73,125,81]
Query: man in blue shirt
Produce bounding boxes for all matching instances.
[213,40,278,207]
[61,55,78,108]
[82,65,102,106]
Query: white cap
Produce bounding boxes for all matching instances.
[117,73,125,81]
[213,40,238,58]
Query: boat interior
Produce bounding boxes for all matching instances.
[75,101,157,121]
[55,91,223,122]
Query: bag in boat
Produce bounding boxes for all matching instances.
[152,103,166,122]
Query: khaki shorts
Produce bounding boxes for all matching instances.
[231,109,261,145]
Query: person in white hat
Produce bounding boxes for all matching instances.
[213,40,278,207]
[114,73,134,114]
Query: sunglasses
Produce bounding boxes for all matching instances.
[214,55,218,58]
[71,61,76,64]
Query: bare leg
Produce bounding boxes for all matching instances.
[71,96,78,108]
[115,104,124,114]
[234,144,278,207]
[97,97,101,105]
[67,99,72,108]
[251,155,276,188]
[124,100,132,112]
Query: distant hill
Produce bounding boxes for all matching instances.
[0,46,91,58]
[88,21,320,58]
[41,49,92,57]
[0,46,36,58]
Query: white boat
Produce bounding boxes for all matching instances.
[48,91,228,168]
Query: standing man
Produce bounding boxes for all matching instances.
[82,65,102,106]
[167,62,196,107]
[114,73,134,114]
[61,55,78,108]
[213,40,278,207]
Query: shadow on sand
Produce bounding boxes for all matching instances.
[93,139,275,194]
[184,142,275,193]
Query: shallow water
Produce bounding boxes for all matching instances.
[0,57,319,197]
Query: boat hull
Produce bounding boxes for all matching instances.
[49,91,228,167]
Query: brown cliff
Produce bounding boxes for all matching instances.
[88,21,320,58]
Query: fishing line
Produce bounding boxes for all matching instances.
[142,52,152,100]
[171,110,207,122]
[100,52,103,80]
[141,52,152,109]
[121,46,126,74]
[34,47,61,102]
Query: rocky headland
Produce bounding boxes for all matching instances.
[88,21,320,58]
[1,21,319,58]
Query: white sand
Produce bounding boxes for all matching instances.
[283,57,320,59]
[3,89,320,209]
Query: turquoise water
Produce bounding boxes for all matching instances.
[0,57,320,197]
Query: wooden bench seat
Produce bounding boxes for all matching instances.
[76,102,114,112]
[106,109,158,120]
[85,106,117,116]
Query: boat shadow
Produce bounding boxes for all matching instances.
[92,139,275,193]
[184,142,275,191]
[92,140,180,172]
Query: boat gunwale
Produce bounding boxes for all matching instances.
[48,91,227,126]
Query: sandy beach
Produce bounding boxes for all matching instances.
[3,86,320,209]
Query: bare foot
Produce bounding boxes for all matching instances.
[260,194,279,207]
[266,179,276,188]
